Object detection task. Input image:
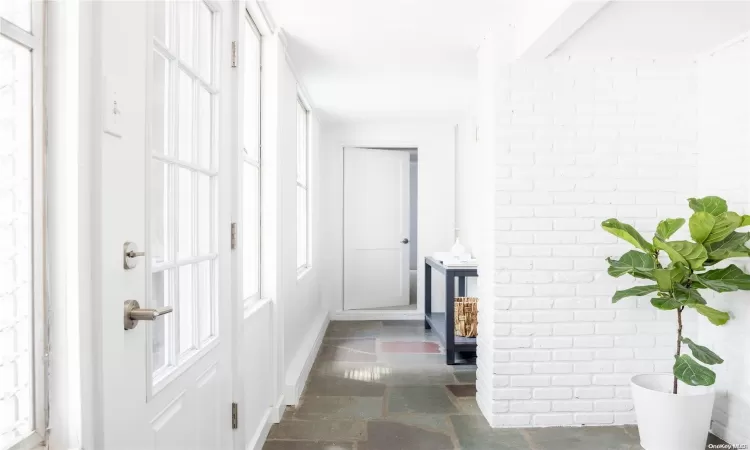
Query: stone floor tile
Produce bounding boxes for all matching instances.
[380,414,455,432]
[387,386,459,414]
[312,361,457,386]
[525,426,640,450]
[262,441,354,450]
[706,433,729,446]
[382,369,459,386]
[446,384,477,397]
[318,339,377,362]
[379,341,441,353]
[325,321,382,339]
[454,398,482,415]
[358,420,455,450]
[267,420,366,441]
[293,396,384,420]
[377,352,447,366]
[449,415,531,450]
[305,375,386,397]
[453,368,477,384]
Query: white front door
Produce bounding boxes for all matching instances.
[344,148,411,310]
[96,1,235,449]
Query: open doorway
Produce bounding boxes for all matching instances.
[343,147,418,311]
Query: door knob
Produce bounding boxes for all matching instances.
[401,238,409,244]
[124,299,173,330]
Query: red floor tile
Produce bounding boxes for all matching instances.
[379,341,442,354]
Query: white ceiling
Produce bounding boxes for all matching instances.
[261,0,513,123]
[263,0,750,123]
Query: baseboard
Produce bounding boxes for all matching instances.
[284,311,329,406]
[246,407,274,450]
[330,310,423,321]
[270,394,285,423]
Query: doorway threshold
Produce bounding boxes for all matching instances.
[331,308,423,321]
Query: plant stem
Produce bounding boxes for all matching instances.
[673,306,684,395]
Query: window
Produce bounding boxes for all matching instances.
[296,99,309,271]
[242,13,261,302]
[0,1,44,449]
[150,0,218,386]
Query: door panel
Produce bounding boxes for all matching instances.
[344,148,410,310]
[97,2,233,449]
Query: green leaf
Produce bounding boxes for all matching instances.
[602,219,654,253]
[692,264,750,292]
[654,237,686,265]
[669,263,691,284]
[651,297,681,310]
[674,285,707,305]
[654,239,707,270]
[704,212,741,245]
[673,354,716,386]
[656,218,686,241]
[653,269,673,291]
[688,196,728,216]
[690,304,730,325]
[612,285,659,303]
[740,215,750,228]
[705,232,750,263]
[689,212,715,243]
[606,251,656,279]
[682,337,724,365]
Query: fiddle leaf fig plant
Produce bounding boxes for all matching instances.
[602,196,750,394]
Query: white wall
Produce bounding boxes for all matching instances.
[473,32,750,440]
[476,55,702,427]
[320,121,457,316]
[695,38,750,445]
[262,35,327,405]
[409,160,418,271]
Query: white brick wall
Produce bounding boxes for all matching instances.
[478,59,704,428]
[695,38,750,445]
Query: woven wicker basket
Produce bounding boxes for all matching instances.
[454,297,478,337]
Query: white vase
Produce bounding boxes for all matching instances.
[450,238,466,257]
[631,373,715,450]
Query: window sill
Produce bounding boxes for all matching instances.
[297,265,312,281]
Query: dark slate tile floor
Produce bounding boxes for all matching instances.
[263,320,728,450]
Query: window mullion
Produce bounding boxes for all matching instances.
[168,6,180,369]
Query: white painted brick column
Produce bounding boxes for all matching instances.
[477,59,703,428]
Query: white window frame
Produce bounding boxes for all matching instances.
[296,96,310,274]
[0,2,46,449]
[241,11,262,305]
[147,0,221,394]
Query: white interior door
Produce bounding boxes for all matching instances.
[344,148,410,310]
[96,2,234,449]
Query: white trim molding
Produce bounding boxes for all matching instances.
[330,310,423,321]
[284,312,328,406]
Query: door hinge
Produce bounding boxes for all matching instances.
[231,402,238,429]
[231,222,238,250]
[231,41,238,68]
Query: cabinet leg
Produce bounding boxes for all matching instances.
[446,347,456,365]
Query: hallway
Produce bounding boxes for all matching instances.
[261,321,725,450]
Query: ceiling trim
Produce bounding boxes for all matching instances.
[519,0,611,60]
[254,0,277,34]
[700,29,750,60]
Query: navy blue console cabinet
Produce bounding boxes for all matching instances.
[423,256,478,365]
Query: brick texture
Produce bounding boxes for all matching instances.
[478,60,703,428]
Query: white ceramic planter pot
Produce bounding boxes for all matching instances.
[631,374,715,450]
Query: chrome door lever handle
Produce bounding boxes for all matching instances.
[401,238,409,244]
[124,300,173,330]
